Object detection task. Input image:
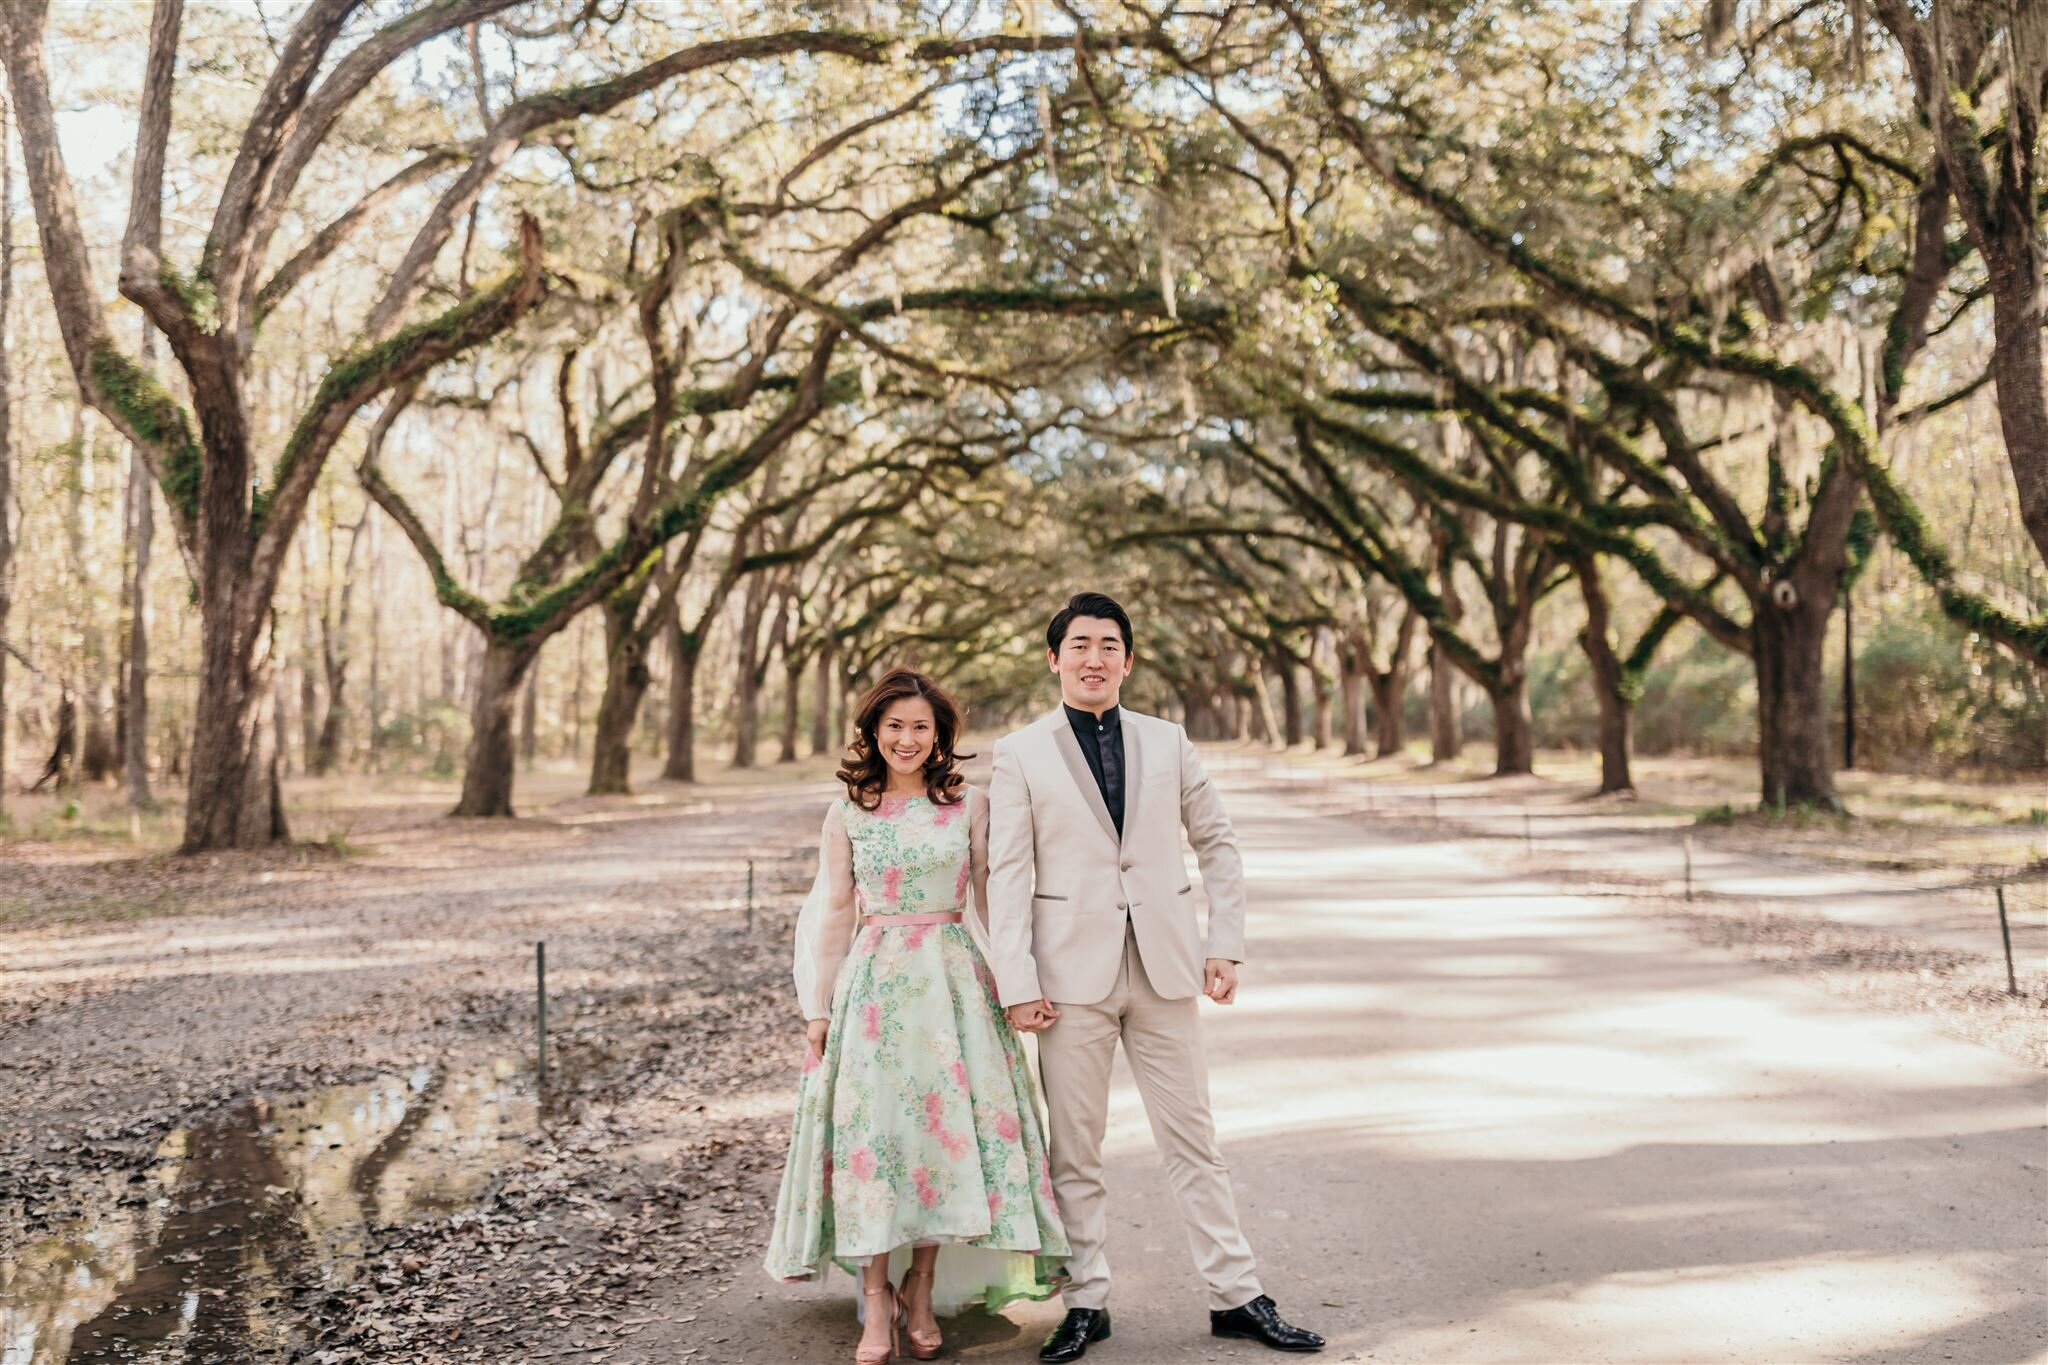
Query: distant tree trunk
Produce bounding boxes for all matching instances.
[66,407,114,782]
[1428,638,1460,763]
[453,639,538,817]
[1486,672,1534,777]
[731,573,770,769]
[661,606,701,783]
[1246,657,1278,746]
[568,616,588,760]
[31,692,73,792]
[811,638,834,755]
[1571,554,1635,796]
[1308,631,1334,750]
[779,653,802,763]
[1272,651,1303,748]
[774,590,801,764]
[262,646,290,839]
[121,315,155,807]
[1336,628,1368,756]
[366,516,385,768]
[1366,668,1402,759]
[1429,537,1463,763]
[589,597,652,795]
[0,93,10,816]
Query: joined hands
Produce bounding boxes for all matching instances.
[1005,999,1061,1032]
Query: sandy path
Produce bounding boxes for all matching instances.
[725,770,2047,1364]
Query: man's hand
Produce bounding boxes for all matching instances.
[1203,959,1239,1004]
[804,1018,829,1060]
[1006,998,1061,1033]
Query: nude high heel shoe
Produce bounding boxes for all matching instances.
[858,1283,899,1365]
[899,1266,943,1360]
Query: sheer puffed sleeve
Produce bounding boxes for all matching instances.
[792,801,859,1021]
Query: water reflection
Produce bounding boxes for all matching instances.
[0,1060,533,1362]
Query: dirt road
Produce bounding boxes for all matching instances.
[3,763,2043,1363]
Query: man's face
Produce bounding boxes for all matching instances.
[1049,615,1133,713]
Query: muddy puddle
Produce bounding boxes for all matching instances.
[0,1059,534,1362]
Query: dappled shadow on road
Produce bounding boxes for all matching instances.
[1157,1117,2047,1363]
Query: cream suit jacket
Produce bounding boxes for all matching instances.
[986,706,1248,1007]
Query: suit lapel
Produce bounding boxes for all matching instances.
[1049,709,1120,848]
[1119,713,1143,848]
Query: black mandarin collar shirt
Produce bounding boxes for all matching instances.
[1063,702,1125,838]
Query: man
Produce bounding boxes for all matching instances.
[987,592,1324,1360]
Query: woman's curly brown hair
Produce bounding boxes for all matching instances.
[836,667,975,811]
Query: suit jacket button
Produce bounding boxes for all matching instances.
[1120,860,1133,872]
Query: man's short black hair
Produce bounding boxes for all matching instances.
[1047,592,1135,655]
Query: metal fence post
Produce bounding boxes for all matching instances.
[1996,886,2019,996]
[536,941,549,1090]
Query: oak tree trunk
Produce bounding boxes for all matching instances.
[1571,556,1635,795]
[589,599,652,795]
[779,658,802,762]
[661,609,701,783]
[1368,668,1405,759]
[1339,657,1369,757]
[1273,652,1304,748]
[519,663,538,768]
[1986,240,2048,566]
[123,326,154,807]
[1487,671,1534,777]
[1427,639,1461,762]
[811,641,834,756]
[1753,584,1841,810]
[453,638,538,817]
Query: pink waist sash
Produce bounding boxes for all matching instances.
[864,911,964,927]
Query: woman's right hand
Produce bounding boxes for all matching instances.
[805,1017,829,1060]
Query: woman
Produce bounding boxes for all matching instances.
[766,668,1068,1363]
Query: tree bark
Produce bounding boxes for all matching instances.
[730,573,770,769]
[1368,667,1405,759]
[1570,555,1635,795]
[453,638,537,817]
[661,608,701,782]
[588,598,652,795]
[1272,651,1304,747]
[519,659,538,769]
[1985,241,2048,565]
[1427,639,1460,762]
[1487,671,1534,777]
[1753,583,1841,810]
[0,86,10,820]
[311,516,365,777]
[811,638,834,755]
[779,655,802,762]
[1338,634,1369,757]
[123,324,154,806]
[1308,631,1333,750]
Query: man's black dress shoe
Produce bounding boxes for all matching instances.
[1039,1307,1111,1362]
[1211,1295,1325,1352]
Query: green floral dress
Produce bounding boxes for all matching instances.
[764,790,1069,1313]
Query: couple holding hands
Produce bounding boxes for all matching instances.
[765,592,1322,1362]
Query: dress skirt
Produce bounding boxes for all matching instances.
[764,916,1069,1314]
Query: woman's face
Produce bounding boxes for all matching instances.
[876,696,938,779]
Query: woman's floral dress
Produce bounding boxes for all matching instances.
[764,789,1069,1313]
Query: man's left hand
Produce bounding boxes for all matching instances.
[1203,958,1238,1004]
